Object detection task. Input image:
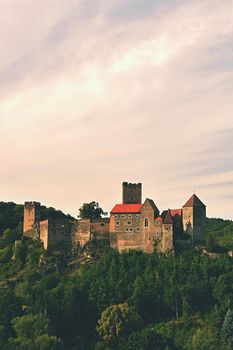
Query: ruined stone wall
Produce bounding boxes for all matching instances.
[91,218,110,240]
[72,219,91,248]
[72,218,109,248]
[23,202,41,238]
[122,182,142,204]
[48,219,72,248]
[40,218,72,249]
[40,220,49,249]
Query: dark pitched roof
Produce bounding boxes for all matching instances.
[163,210,173,224]
[161,210,167,220]
[183,194,206,208]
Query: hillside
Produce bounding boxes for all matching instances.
[0,201,73,235]
[206,217,233,252]
[0,202,233,349]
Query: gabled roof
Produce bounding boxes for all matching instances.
[161,210,167,220]
[164,210,173,224]
[143,198,159,214]
[161,210,173,224]
[183,194,206,208]
[111,204,143,214]
[170,209,182,217]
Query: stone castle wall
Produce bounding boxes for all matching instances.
[22,183,206,253]
[23,202,41,238]
[110,213,142,252]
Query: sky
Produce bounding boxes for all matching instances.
[0,0,233,219]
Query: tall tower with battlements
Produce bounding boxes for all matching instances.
[122,182,142,204]
[23,201,41,238]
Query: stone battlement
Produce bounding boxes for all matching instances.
[24,201,41,209]
[122,182,142,204]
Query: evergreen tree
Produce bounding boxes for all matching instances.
[220,308,233,349]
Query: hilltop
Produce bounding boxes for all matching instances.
[0,201,233,349]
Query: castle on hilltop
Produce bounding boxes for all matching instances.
[23,182,206,254]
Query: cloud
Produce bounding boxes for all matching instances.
[0,0,233,219]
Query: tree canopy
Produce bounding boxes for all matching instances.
[78,201,107,220]
[0,201,233,349]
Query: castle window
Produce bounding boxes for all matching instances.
[129,228,133,232]
[121,215,126,219]
[128,215,132,219]
[116,221,120,226]
[115,215,118,219]
[125,228,129,232]
[144,218,149,227]
[116,228,119,232]
[127,221,132,225]
[136,227,140,232]
[135,214,140,218]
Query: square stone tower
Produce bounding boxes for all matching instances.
[122,182,142,204]
[23,201,41,238]
[182,194,206,244]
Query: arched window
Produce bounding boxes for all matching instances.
[144,218,149,227]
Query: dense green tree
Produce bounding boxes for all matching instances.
[0,200,233,350]
[118,327,167,350]
[96,303,142,344]
[9,314,64,350]
[220,309,233,349]
[0,202,23,235]
[0,288,21,332]
[78,202,107,220]
[34,334,64,350]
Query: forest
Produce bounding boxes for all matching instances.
[0,201,233,349]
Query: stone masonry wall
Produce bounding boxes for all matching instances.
[122,182,142,204]
[23,202,41,238]
[110,213,142,252]
[140,199,156,253]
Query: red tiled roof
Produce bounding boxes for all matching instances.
[183,194,206,207]
[155,216,162,222]
[170,209,182,217]
[111,204,143,214]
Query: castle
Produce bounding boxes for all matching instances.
[23,182,206,254]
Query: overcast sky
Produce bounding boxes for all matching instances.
[0,0,233,219]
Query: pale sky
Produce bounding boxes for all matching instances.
[0,0,233,219]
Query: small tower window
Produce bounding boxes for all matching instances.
[144,218,149,227]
